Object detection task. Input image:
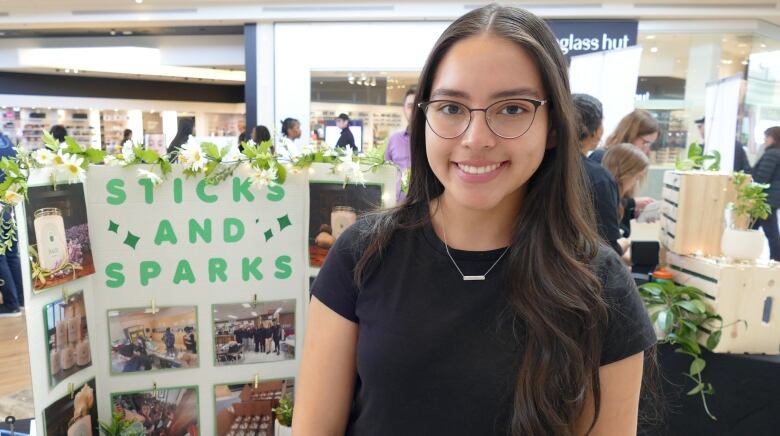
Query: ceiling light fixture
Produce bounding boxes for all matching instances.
[109,30,116,36]
[135,0,144,3]
[741,60,748,65]
[646,35,656,40]
[122,31,133,35]
[347,73,355,85]
[650,47,658,53]
[721,59,733,65]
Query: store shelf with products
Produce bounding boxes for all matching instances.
[310,102,405,151]
[202,113,243,137]
[20,108,57,150]
[646,109,688,166]
[60,110,98,148]
[1,107,20,142]
[101,110,129,155]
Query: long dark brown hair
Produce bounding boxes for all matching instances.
[355,4,608,435]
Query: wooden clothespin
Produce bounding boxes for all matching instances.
[254,373,260,389]
[68,382,75,399]
[150,298,158,315]
[252,294,258,308]
[152,382,158,396]
[62,287,69,302]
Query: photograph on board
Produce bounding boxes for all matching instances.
[213,299,295,366]
[25,183,95,292]
[214,378,295,436]
[108,306,198,374]
[111,386,199,436]
[308,182,382,267]
[43,290,92,386]
[43,378,97,436]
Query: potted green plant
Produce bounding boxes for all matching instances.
[99,411,145,436]
[273,394,293,436]
[675,142,721,171]
[639,279,741,419]
[721,171,771,260]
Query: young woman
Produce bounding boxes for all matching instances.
[752,126,780,261]
[296,5,656,436]
[601,143,650,258]
[589,109,659,163]
[279,117,302,159]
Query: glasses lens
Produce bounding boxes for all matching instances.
[486,100,538,138]
[423,101,470,139]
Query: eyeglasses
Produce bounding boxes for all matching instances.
[417,98,547,139]
[639,135,655,147]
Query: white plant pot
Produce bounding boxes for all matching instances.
[721,227,765,260]
[275,423,293,436]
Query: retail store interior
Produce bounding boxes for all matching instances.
[2,1,780,435]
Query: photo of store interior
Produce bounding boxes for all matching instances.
[213,300,295,365]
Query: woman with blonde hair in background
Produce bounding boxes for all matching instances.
[590,109,660,163]
[601,143,650,259]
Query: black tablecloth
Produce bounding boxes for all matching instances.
[641,344,780,435]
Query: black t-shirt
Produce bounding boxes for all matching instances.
[582,156,622,255]
[336,127,357,151]
[311,217,656,435]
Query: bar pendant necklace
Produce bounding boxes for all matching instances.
[440,216,510,281]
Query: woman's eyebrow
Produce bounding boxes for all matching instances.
[429,87,541,100]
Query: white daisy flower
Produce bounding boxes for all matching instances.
[249,167,278,190]
[137,168,163,186]
[222,145,243,163]
[179,137,206,172]
[52,150,68,166]
[33,148,54,166]
[3,186,23,206]
[58,153,86,183]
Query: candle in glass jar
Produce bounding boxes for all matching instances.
[61,344,76,370]
[56,319,68,350]
[33,208,68,271]
[76,338,91,366]
[68,315,81,344]
[330,206,357,240]
[50,348,61,374]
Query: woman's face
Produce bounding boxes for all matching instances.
[425,34,549,212]
[289,122,302,140]
[622,170,645,194]
[632,131,658,156]
[765,135,774,147]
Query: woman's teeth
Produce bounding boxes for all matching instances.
[457,163,500,175]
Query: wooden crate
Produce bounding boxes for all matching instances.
[659,171,738,257]
[666,252,780,354]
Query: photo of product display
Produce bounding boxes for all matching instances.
[43,291,92,387]
[108,306,199,374]
[213,300,295,366]
[111,386,199,436]
[308,182,383,267]
[214,378,294,436]
[25,183,95,292]
[44,378,97,436]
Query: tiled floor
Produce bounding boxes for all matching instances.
[0,312,34,420]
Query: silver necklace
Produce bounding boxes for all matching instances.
[440,215,510,281]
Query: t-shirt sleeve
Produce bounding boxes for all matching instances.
[310,222,364,323]
[594,247,657,366]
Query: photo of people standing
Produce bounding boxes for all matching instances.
[213,300,295,366]
[112,386,199,436]
[108,306,199,373]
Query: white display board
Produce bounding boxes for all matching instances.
[20,162,396,435]
[705,74,742,172]
[569,46,643,144]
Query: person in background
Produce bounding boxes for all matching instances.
[591,109,658,220]
[572,94,622,256]
[49,124,68,143]
[122,129,133,145]
[183,326,197,353]
[166,118,194,160]
[0,133,22,317]
[590,109,659,163]
[601,143,651,260]
[251,125,272,144]
[386,87,417,201]
[335,113,357,151]
[751,126,780,261]
[280,118,302,159]
[695,117,751,173]
[271,319,282,356]
[163,327,176,357]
